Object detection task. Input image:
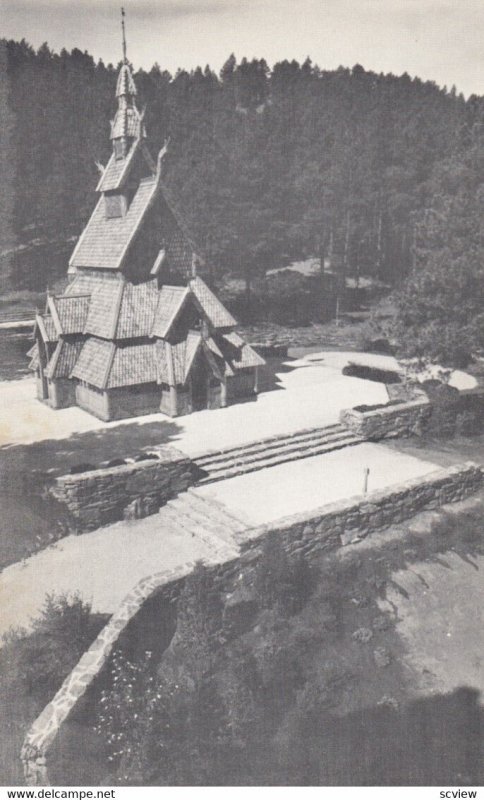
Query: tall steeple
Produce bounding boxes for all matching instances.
[110,7,145,159]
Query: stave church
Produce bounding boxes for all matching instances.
[28,33,264,421]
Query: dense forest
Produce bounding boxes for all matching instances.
[1,39,483,361]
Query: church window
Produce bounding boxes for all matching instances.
[105,194,125,219]
[114,140,124,160]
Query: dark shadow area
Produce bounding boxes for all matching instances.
[0,329,33,381]
[279,686,483,786]
[49,591,179,786]
[256,353,299,395]
[0,418,182,569]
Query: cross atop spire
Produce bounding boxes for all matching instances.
[121,7,127,64]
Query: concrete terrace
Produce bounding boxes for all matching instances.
[0,350,477,639]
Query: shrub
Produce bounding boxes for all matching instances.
[1,593,103,705]
[361,337,393,355]
[455,410,482,436]
[421,381,460,438]
[254,533,314,615]
[342,362,401,384]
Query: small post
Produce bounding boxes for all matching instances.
[363,467,370,495]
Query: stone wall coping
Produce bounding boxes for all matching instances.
[239,461,482,544]
[342,395,430,420]
[55,445,189,485]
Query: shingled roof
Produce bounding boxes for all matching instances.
[71,338,115,388]
[190,276,237,329]
[107,344,158,388]
[35,314,58,343]
[71,338,158,389]
[69,177,159,270]
[27,343,39,371]
[96,141,140,193]
[48,295,90,335]
[155,339,186,386]
[184,331,202,379]
[46,340,84,379]
[64,271,112,297]
[151,285,189,338]
[222,335,265,369]
[84,281,124,339]
[115,281,159,339]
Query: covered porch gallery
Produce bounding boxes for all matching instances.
[71,335,260,421]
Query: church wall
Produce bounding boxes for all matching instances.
[226,369,257,403]
[159,383,173,416]
[207,379,223,410]
[48,378,76,409]
[108,383,161,420]
[175,385,192,416]
[75,382,111,421]
[35,370,46,401]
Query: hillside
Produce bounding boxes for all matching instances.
[1,40,483,362]
[0,40,478,289]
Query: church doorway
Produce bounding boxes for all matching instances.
[190,356,208,411]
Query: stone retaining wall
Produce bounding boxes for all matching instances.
[240,461,483,556]
[51,446,195,532]
[340,396,431,440]
[22,461,483,784]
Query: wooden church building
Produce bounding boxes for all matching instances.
[29,51,264,422]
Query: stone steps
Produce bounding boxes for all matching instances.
[193,423,344,466]
[160,491,246,553]
[194,424,363,485]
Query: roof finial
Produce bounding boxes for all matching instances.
[121,7,127,63]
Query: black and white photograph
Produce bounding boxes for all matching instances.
[0,0,483,791]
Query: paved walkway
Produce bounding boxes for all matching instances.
[0,514,219,639]
[0,352,389,449]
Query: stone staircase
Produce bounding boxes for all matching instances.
[193,423,364,485]
[161,489,248,554]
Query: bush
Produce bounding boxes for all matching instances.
[421,382,460,438]
[1,593,104,705]
[361,337,393,355]
[455,410,482,436]
[342,362,401,384]
[254,533,314,616]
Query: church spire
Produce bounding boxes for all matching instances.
[121,6,127,63]
[110,8,145,158]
